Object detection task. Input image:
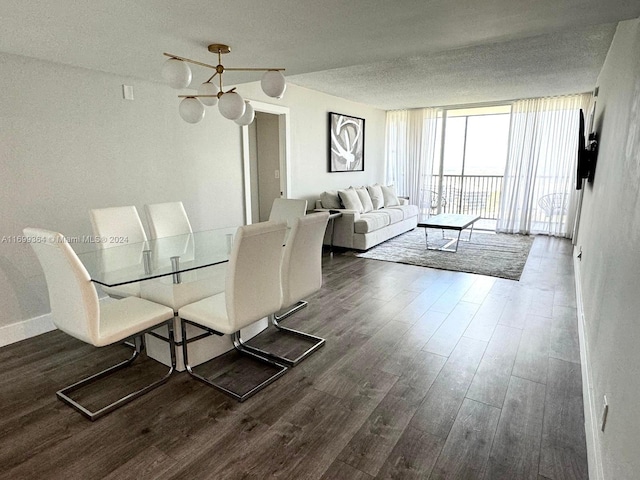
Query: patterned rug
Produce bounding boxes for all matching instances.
[353,228,534,280]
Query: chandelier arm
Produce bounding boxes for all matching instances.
[163,53,284,74]
[224,67,285,72]
[165,43,286,123]
[163,52,217,71]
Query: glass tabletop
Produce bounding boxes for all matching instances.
[77,227,238,287]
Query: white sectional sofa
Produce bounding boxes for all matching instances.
[315,184,419,251]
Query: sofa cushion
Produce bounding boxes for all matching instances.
[338,188,364,213]
[382,207,404,224]
[356,187,374,213]
[381,184,400,207]
[354,212,391,234]
[320,190,342,209]
[387,204,419,219]
[366,184,384,210]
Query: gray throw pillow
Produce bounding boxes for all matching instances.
[356,187,374,213]
[338,188,364,213]
[367,184,384,209]
[320,190,342,209]
[381,184,400,207]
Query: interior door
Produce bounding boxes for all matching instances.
[242,102,290,226]
[250,111,282,223]
[254,112,281,222]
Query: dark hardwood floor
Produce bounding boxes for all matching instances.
[0,235,588,479]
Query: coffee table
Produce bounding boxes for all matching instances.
[418,213,481,252]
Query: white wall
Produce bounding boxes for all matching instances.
[0,52,386,340]
[239,81,387,203]
[574,17,640,480]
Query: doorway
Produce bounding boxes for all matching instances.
[241,101,291,225]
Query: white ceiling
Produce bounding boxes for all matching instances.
[1,1,638,110]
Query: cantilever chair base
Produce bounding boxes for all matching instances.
[274,300,309,322]
[245,301,326,367]
[181,320,288,402]
[270,212,330,367]
[57,321,176,421]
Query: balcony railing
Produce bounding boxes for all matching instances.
[427,175,504,219]
[420,175,571,233]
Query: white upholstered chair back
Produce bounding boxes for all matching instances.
[89,206,148,296]
[281,212,329,308]
[90,206,147,248]
[145,201,193,239]
[225,221,286,332]
[268,198,308,228]
[23,228,100,345]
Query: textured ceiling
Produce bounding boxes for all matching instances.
[0,1,638,109]
[289,24,617,109]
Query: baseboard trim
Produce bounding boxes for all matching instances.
[0,313,56,348]
[573,247,604,480]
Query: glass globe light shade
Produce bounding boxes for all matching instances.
[261,70,286,98]
[179,97,205,124]
[161,58,192,89]
[218,92,245,120]
[235,102,255,126]
[197,82,219,107]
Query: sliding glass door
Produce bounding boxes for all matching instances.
[431,105,511,230]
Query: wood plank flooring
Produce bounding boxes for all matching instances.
[0,235,588,479]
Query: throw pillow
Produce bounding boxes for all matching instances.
[355,187,374,213]
[338,188,364,213]
[320,190,342,209]
[381,184,400,207]
[367,184,384,209]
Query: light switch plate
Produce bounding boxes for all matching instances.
[122,85,134,100]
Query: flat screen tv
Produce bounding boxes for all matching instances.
[576,109,587,190]
[576,109,598,190]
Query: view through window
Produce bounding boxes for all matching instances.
[431,105,511,230]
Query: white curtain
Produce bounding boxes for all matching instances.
[385,108,439,215]
[497,94,592,237]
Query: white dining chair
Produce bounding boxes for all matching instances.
[144,201,192,239]
[90,205,148,298]
[177,221,289,402]
[268,198,308,228]
[268,212,329,366]
[23,227,176,421]
[141,201,226,314]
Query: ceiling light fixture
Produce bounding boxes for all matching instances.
[162,43,286,126]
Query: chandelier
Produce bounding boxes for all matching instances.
[161,43,286,126]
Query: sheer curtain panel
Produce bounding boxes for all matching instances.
[385,108,439,214]
[497,94,592,237]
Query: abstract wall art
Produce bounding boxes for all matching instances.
[328,112,365,172]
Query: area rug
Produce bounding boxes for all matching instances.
[352,228,534,280]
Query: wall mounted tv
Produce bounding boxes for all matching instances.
[576,108,599,190]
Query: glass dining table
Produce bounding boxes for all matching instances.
[77,227,238,288]
[76,227,267,371]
